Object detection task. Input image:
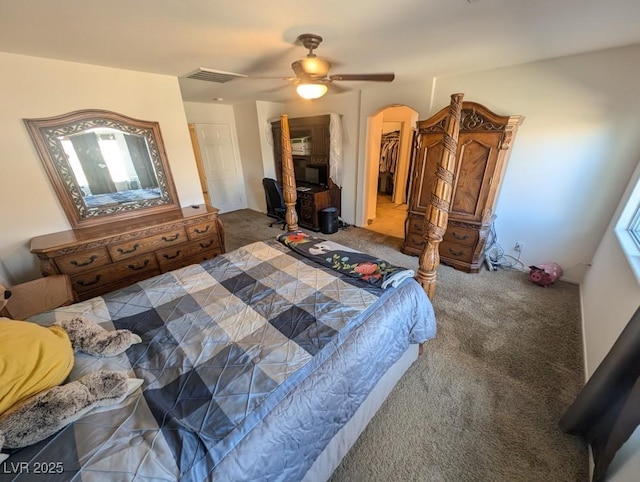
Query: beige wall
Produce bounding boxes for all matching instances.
[232,101,265,212]
[255,101,285,182]
[0,52,203,284]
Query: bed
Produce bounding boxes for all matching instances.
[2,93,464,481]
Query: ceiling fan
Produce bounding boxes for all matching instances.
[185,33,395,100]
[285,33,395,99]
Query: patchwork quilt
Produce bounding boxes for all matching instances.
[3,239,435,481]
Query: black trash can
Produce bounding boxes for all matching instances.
[319,207,339,234]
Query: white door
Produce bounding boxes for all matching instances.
[195,123,245,213]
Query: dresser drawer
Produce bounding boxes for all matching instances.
[77,270,164,302]
[186,219,218,241]
[300,198,314,209]
[440,241,473,263]
[160,250,221,273]
[444,226,478,247]
[155,237,220,268]
[70,254,159,294]
[299,208,314,226]
[55,247,111,275]
[109,228,187,261]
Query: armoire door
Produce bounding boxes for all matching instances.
[450,131,503,223]
[408,132,443,213]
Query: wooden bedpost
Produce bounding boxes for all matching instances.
[280,114,299,232]
[416,93,464,300]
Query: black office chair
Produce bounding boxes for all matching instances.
[262,178,287,229]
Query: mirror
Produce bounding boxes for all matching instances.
[24,109,180,229]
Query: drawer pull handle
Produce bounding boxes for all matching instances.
[162,251,181,260]
[199,240,214,249]
[128,260,150,271]
[448,248,465,257]
[76,275,102,287]
[162,234,180,242]
[117,244,139,255]
[452,232,470,240]
[194,226,210,234]
[71,255,98,267]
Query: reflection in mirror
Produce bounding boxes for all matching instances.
[60,128,160,208]
[24,110,180,228]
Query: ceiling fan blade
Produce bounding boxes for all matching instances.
[328,82,350,94]
[243,44,298,75]
[243,75,295,81]
[260,84,290,94]
[329,73,395,82]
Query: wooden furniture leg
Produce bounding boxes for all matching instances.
[280,115,299,232]
[416,93,464,299]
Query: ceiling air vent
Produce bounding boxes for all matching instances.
[183,68,247,83]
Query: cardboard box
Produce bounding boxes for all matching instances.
[1,275,75,319]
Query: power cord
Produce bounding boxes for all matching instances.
[338,218,351,230]
[484,222,526,272]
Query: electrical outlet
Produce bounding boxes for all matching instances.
[514,241,525,253]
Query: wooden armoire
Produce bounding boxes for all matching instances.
[271,115,341,230]
[402,101,524,272]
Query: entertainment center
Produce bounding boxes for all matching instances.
[271,114,341,231]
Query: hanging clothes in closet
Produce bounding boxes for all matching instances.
[379,130,400,195]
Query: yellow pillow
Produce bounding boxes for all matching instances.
[0,319,74,416]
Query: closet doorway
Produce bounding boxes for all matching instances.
[363,105,418,239]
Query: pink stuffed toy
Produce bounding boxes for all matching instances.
[529,262,563,287]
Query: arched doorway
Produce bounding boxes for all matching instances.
[362,105,418,238]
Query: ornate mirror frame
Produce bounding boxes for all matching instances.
[24,109,180,229]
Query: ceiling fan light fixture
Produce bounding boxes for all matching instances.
[299,57,331,76]
[296,83,328,100]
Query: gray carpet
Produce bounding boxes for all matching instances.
[219,209,589,482]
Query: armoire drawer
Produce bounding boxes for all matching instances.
[443,226,478,247]
[155,237,221,268]
[440,241,473,263]
[55,247,111,275]
[109,228,187,261]
[406,232,427,250]
[70,254,159,294]
[407,213,426,235]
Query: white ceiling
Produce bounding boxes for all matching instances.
[1,0,639,104]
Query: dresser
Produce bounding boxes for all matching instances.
[402,102,523,272]
[31,205,225,301]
